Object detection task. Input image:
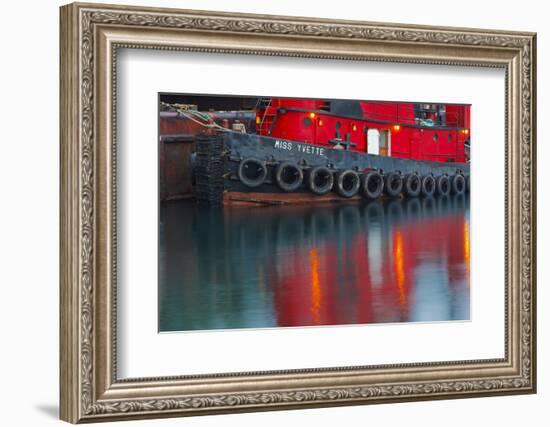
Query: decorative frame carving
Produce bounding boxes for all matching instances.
[60,2,536,423]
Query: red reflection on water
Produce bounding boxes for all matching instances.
[270,199,470,327]
[393,230,407,307]
[159,196,471,332]
[309,248,322,325]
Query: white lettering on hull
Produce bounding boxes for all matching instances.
[273,140,325,157]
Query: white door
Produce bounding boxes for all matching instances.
[367,129,380,155]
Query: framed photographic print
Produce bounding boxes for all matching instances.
[60,2,537,423]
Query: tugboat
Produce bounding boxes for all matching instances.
[171,97,470,206]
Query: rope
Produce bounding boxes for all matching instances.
[160,102,232,133]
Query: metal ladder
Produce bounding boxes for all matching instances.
[257,98,275,135]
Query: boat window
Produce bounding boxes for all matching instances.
[433,132,439,142]
[448,133,453,142]
[303,117,312,127]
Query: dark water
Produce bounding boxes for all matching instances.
[159,196,470,332]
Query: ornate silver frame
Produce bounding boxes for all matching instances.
[60,2,537,423]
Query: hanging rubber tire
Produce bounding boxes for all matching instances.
[451,174,466,195]
[466,175,471,192]
[404,173,421,197]
[274,161,303,192]
[361,171,384,199]
[308,166,334,195]
[384,172,403,197]
[420,175,436,197]
[335,170,360,198]
[436,175,451,196]
[237,158,267,188]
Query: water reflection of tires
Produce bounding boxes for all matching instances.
[422,197,436,217]
[310,210,335,242]
[385,199,404,224]
[276,215,304,247]
[364,200,384,226]
[452,193,467,211]
[437,195,451,215]
[337,204,361,235]
[405,197,422,221]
